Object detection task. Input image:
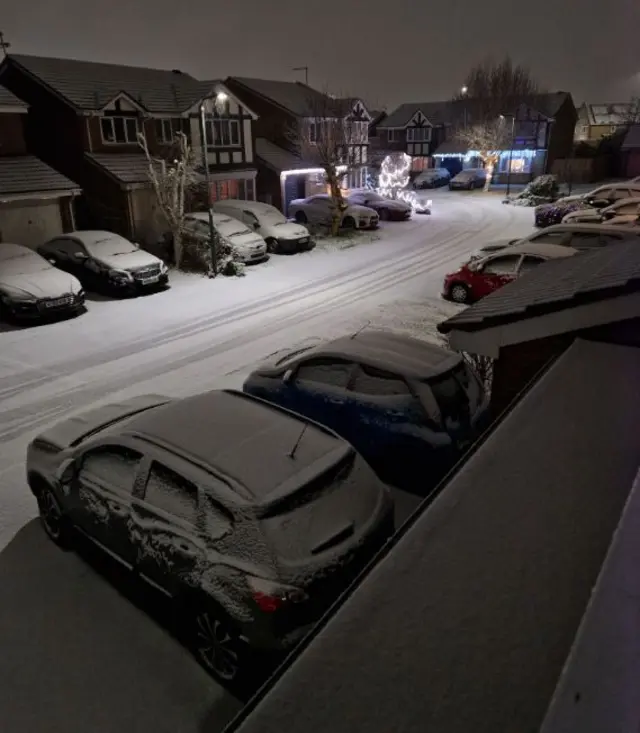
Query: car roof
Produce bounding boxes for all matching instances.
[606,197,640,209]
[535,223,640,235]
[186,211,237,225]
[489,242,577,259]
[296,330,462,380]
[0,243,39,260]
[61,230,127,244]
[122,389,350,503]
[215,199,277,214]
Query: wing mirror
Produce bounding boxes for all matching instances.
[253,221,260,230]
[467,261,482,272]
[589,198,609,208]
[73,251,88,260]
[283,369,294,384]
[47,257,57,265]
[56,458,77,485]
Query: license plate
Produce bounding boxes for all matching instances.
[44,297,69,308]
[140,275,159,285]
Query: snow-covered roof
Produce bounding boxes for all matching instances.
[301,330,461,379]
[0,156,80,197]
[583,102,634,126]
[85,153,153,185]
[255,138,308,173]
[124,389,350,501]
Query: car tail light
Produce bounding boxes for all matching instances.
[248,576,308,613]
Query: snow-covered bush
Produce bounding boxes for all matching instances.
[503,174,560,207]
[179,231,244,276]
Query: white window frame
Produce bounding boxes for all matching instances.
[205,118,241,148]
[406,127,431,142]
[100,116,140,145]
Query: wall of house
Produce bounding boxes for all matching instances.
[0,111,28,155]
[622,150,640,178]
[225,81,294,151]
[0,199,64,245]
[129,186,167,244]
[546,97,578,172]
[491,334,574,416]
[256,165,280,208]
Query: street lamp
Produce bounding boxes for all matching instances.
[460,86,468,129]
[499,114,516,197]
[198,91,228,277]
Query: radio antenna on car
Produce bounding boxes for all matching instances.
[350,320,371,340]
[289,423,309,459]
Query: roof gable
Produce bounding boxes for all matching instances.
[228,76,338,117]
[0,85,27,111]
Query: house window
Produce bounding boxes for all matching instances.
[387,129,399,142]
[155,118,187,143]
[100,116,139,144]
[509,157,527,173]
[350,121,368,143]
[308,121,318,144]
[407,127,431,142]
[205,119,240,147]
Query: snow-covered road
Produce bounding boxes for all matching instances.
[0,192,533,549]
[0,193,534,733]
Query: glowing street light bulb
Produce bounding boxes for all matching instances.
[461,85,468,95]
[216,91,228,102]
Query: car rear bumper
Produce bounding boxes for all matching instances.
[3,294,86,320]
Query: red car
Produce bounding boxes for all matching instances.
[442,242,577,304]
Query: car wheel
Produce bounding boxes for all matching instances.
[449,282,471,303]
[266,238,279,254]
[342,216,356,229]
[294,211,307,224]
[379,208,389,221]
[36,483,70,547]
[192,606,243,683]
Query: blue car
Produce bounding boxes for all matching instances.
[243,331,490,493]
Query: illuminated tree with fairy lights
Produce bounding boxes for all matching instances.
[377,153,422,210]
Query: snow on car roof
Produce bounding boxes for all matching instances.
[68,230,130,244]
[496,242,577,259]
[304,330,461,379]
[125,389,350,501]
[187,211,235,224]
[0,243,37,260]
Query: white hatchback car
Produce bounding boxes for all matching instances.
[288,194,379,230]
[183,212,268,263]
[562,197,640,226]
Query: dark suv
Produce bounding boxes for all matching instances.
[27,390,394,684]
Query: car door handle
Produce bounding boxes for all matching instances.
[107,501,127,517]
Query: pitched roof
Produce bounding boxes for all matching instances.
[621,124,640,150]
[0,156,80,197]
[255,138,308,172]
[228,77,342,117]
[438,238,640,334]
[85,153,152,185]
[0,85,26,109]
[6,54,209,113]
[379,92,572,129]
[584,102,634,126]
[224,336,640,733]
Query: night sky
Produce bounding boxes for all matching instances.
[5,0,640,108]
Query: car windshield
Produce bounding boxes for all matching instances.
[275,345,314,365]
[361,193,385,202]
[85,235,138,257]
[421,363,482,428]
[2,252,51,275]
[217,218,250,237]
[261,211,287,225]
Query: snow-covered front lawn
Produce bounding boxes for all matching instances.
[313,229,382,251]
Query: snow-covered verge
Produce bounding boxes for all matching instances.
[313,229,381,252]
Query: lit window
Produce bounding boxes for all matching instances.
[509,158,526,173]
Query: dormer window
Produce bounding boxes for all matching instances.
[100,116,139,144]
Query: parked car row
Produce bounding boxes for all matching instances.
[0,235,169,323]
[27,329,487,685]
[442,222,640,304]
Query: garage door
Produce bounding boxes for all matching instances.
[0,200,64,248]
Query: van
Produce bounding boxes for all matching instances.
[211,200,314,254]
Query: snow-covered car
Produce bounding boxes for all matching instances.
[413,168,451,189]
[26,389,393,684]
[183,212,268,264]
[211,199,313,254]
[347,191,412,221]
[0,243,85,322]
[469,223,640,263]
[38,231,169,296]
[184,211,269,264]
[243,330,490,491]
[288,194,379,230]
[449,168,487,190]
[534,183,640,227]
[562,197,640,225]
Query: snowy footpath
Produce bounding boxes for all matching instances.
[0,192,534,733]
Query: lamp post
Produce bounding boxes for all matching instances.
[198,91,228,277]
[500,114,516,197]
[460,85,468,129]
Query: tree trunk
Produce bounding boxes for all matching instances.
[173,229,184,269]
[327,175,344,237]
[483,162,494,192]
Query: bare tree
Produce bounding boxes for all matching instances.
[138,131,198,268]
[288,93,362,236]
[457,119,512,191]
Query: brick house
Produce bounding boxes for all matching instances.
[437,239,640,416]
[0,54,258,244]
[0,86,79,245]
[225,77,371,214]
[376,93,577,183]
[574,102,635,144]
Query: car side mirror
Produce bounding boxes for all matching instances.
[253,222,260,230]
[47,257,57,265]
[73,251,88,260]
[468,262,481,272]
[283,369,294,384]
[56,459,77,485]
[590,198,609,208]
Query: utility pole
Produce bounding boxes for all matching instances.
[0,32,11,57]
[292,66,308,86]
